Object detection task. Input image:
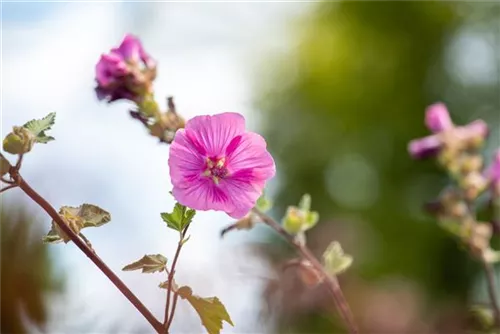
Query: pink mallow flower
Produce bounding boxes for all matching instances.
[168,113,276,218]
[95,34,156,103]
[408,103,488,159]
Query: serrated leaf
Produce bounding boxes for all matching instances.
[122,254,167,273]
[161,203,196,232]
[323,241,353,275]
[177,286,233,334]
[23,112,56,143]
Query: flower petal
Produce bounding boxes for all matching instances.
[117,34,142,62]
[168,129,206,187]
[226,132,276,181]
[425,103,453,133]
[184,113,246,157]
[408,134,442,159]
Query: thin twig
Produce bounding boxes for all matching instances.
[482,260,500,327]
[15,154,24,170]
[0,184,18,193]
[164,223,191,331]
[1,176,15,185]
[251,208,359,334]
[12,172,164,333]
[166,293,179,330]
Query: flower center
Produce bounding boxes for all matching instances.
[203,157,228,184]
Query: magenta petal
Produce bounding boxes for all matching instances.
[117,34,142,62]
[425,103,453,133]
[226,132,276,181]
[184,113,246,157]
[408,135,442,159]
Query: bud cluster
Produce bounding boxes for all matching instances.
[408,103,500,263]
[95,35,185,143]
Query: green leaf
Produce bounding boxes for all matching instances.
[161,203,196,232]
[298,193,311,212]
[42,228,64,244]
[323,241,353,275]
[122,254,167,273]
[177,286,234,334]
[304,211,319,229]
[256,194,273,212]
[0,155,11,176]
[42,203,111,244]
[23,112,56,143]
[470,305,495,330]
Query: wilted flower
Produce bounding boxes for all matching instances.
[168,113,275,218]
[95,34,156,103]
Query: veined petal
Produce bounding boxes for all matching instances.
[168,129,206,186]
[226,132,276,181]
[185,113,245,157]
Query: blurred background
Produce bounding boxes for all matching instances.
[2,1,500,333]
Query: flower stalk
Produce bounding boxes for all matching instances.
[251,208,359,334]
[2,154,163,333]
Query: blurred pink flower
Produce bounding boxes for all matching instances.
[168,113,275,218]
[425,103,453,133]
[408,103,488,159]
[95,34,155,103]
[487,150,500,186]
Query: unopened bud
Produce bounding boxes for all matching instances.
[3,126,36,154]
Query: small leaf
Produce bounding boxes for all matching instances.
[161,203,196,232]
[177,286,234,334]
[256,194,273,212]
[23,112,56,143]
[78,204,111,228]
[122,254,167,273]
[43,203,111,245]
[323,241,353,275]
[470,305,495,330]
[1,155,11,176]
[304,211,319,229]
[298,194,311,212]
[42,228,63,244]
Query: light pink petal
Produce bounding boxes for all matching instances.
[226,132,276,182]
[218,177,266,218]
[408,134,442,159]
[425,103,453,133]
[117,34,142,62]
[184,113,246,157]
[172,178,231,213]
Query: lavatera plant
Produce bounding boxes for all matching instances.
[1,34,358,334]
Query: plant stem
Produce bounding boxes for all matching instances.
[164,223,190,332]
[12,172,164,334]
[251,208,359,334]
[482,260,500,328]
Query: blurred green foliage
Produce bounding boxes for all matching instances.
[1,202,64,333]
[256,1,500,332]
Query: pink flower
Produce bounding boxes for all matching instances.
[168,113,276,218]
[425,103,453,133]
[95,34,156,103]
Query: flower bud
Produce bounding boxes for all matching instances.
[425,103,453,133]
[95,34,156,104]
[3,126,36,154]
